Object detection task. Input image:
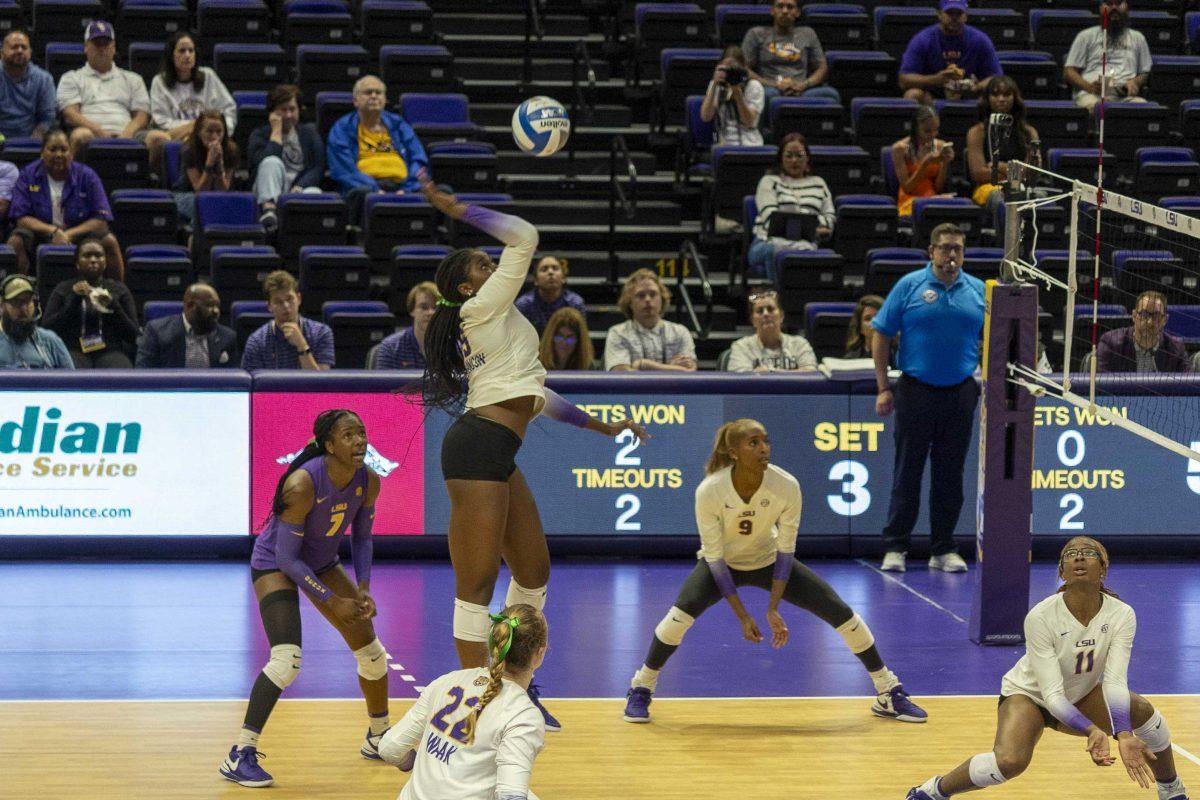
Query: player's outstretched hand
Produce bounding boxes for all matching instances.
[1085,727,1115,766]
[1117,735,1156,788]
[738,614,763,644]
[604,419,651,444]
[416,169,466,219]
[357,590,378,620]
[329,595,364,626]
[766,608,788,649]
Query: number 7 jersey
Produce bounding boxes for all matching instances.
[380,667,546,800]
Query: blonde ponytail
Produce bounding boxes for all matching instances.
[460,604,548,746]
[705,418,764,475]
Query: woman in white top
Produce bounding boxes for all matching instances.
[380,603,548,800]
[622,418,926,725]
[907,537,1188,800]
[417,178,648,731]
[148,32,236,172]
[699,45,764,147]
[726,289,817,372]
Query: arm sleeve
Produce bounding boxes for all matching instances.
[542,387,590,428]
[673,323,697,360]
[603,326,634,370]
[241,330,264,370]
[149,76,174,130]
[1064,31,1089,71]
[273,519,335,603]
[297,125,325,188]
[110,285,140,342]
[793,336,818,370]
[56,71,81,111]
[1135,34,1152,73]
[1095,331,1118,373]
[395,119,429,192]
[1025,611,1094,733]
[7,170,30,220]
[983,38,1002,78]
[310,322,336,367]
[326,120,379,192]
[899,35,927,75]
[1101,607,1135,735]
[350,503,375,587]
[871,278,906,337]
[247,127,276,171]
[775,476,801,555]
[135,321,161,367]
[753,174,778,232]
[495,708,545,799]
[726,338,754,372]
[129,74,151,115]
[694,483,726,563]
[208,70,238,133]
[37,73,57,130]
[459,205,538,320]
[741,29,759,71]
[87,169,113,220]
[50,333,74,368]
[743,80,764,128]
[378,677,441,765]
[818,179,835,229]
[40,283,77,334]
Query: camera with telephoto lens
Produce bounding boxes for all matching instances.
[722,66,748,87]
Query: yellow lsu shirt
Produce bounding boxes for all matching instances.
[357,124,408,182]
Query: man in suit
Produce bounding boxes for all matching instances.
[136,283,237,368]
[1097,290,1190,374]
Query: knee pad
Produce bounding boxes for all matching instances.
[354,637,388,681]
[968,752,1007,787]
[1135,710,1171,753]
[835,613,876,654]
[653,606,695,647]
[453,598,491,643]
[262,644,302,690]
[504,579,547,612]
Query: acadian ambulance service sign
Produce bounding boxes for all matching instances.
[0,393,249,535]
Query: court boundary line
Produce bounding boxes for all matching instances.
[1175,743,1200,768]
[854,558,969,624]
[5,693,1200,703]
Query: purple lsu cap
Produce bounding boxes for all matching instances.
[85,20,115,43]
[940,0,968,11]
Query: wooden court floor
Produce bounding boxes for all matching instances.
[4,696,1198,799]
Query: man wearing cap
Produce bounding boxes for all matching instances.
[899,0,1002,105]
[0,275,74,369]
[56,22,169,159]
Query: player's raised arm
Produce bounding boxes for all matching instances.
[542,387,650,441]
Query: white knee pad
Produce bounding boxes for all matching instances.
[968,752,1007,788]
[835,613,876,654]
[453,598,491,643]
[354,637,388,681]
[653,606,695,646]
[262,644,302,690]
[1135,710,1171,753]
[505,579,547,612]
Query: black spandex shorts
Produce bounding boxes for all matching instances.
[441,413,522,482]
[250,560,339,584]
[998,694,1058,729]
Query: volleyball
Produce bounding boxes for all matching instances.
[511,96,570,157]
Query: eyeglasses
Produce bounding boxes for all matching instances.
[748,290,778,303]
[1133,310,1166,321]
[1061,547,1102,561]
[933,243,964,253]
[553,334,578,345]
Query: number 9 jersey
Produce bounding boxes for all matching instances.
[379,667,546,800]
[694,464,802,570]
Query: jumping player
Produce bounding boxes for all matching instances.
[623,418,926,724]
[907,536,1189,800]
[220,409,386,788]
[416,175,648,731]
[379,604,548,800]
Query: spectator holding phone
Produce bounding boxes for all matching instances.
[891,104,954,217]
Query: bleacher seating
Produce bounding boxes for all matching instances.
[210,246,284,307]
[804,301,857,359]
[803,4,871,50]
[34,245,78,305]
[996,51,1060,101]
[125,245,192,305]
[298,246,371,313]
[873,6,936,60]
[1134,147,1200,201]
[398,93,481,143]
[277,193,350,264]
[142,300,184,323]
[634,3,707,82]
[380,44,457,93]
[322,300,397,367]
[769,97,845,146]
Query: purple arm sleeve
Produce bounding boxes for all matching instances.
[1046,696,1096,735]
[274,520,334,603]
[542,387,590,428]
[1107,693,1132,736]
[772,550,792,582]
[707,559,737,598]
[460,204,534,246]
[350,504,375,587]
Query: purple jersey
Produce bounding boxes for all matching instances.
[252,456,370,572]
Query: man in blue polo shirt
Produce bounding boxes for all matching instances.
[0,29,57,139]
[899,0,1002,105]
[871,223,985,574]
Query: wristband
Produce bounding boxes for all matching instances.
[297,347,312,356]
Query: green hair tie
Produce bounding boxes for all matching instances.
[436,297,462,308]
[487,613,520,662]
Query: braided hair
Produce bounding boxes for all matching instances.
[418,248,484,412]
[460,603,548,746]
[1056,536,1120,599]
[705,418,766,475]
[262,409,361,527]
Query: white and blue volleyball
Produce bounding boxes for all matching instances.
[512,96,570,157]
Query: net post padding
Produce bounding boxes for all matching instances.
[971,281,1037,645]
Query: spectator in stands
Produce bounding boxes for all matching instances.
[373,280,436,370]
[327,75,428,227]
[700,45,764,147]
[136,283,238,368]
[1097,290,1189,373]
[741,0,839,112]
[539,307,595,371]
[899,0,1001,105]
[41,237,137,368]
[0,157,17,235]
[57,22,168,160]
[242,270,334,371]
[727,289,816,372]
[515,255,587,335]
[844,294,884,359]
[891,104,954,218]
[0,29,57,139]
[747,133,834,284]
[872,223,984,574]
[7,129,125,280]
[966,76,1041,236]
[148,31,237,173]
[171,110,239,225]
[1064,0,1152,112]
[248,84,324,232]
[604,268,697,372]
[0,274,72,368]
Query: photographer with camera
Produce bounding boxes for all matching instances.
[700,46,764,146]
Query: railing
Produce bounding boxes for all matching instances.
[607,134,638,284]
[521,0,544,90]
[673,238,713,339]
[567,39,598,177]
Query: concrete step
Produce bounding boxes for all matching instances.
[456,58,613,83]
[481,123,653,155]
[507,198,683,226]
[460,77,629,107]
[534,222,700,252]
[499,171,681,202]
[432,13,592,38]
[496,148,656,176]
[441,33,607,59]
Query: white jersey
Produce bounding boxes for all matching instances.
[694,464,801,570]
[379,667,545,800]
[1000,592,1135,731]
[459,212,546,416]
